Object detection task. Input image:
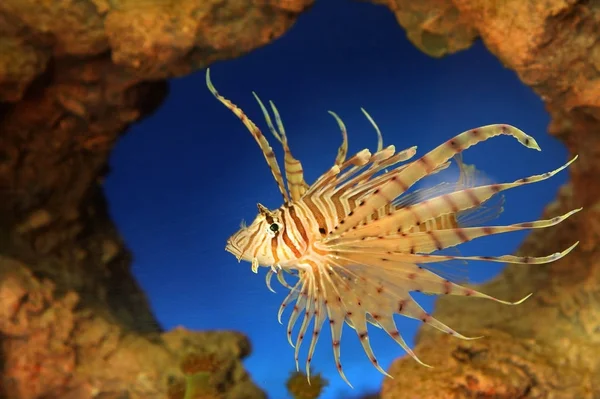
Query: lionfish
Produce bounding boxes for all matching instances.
[206,69,580,386]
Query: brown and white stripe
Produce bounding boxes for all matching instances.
[208,68,581,388]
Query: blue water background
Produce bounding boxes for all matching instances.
[104,1,568,397]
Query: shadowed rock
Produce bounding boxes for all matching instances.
[0,0,312,397]
[1,0,598,397]
[364,0,599,397]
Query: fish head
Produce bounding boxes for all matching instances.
[225,203,285,268]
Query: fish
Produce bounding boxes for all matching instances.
[205,69,581,387]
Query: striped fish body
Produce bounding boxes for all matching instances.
[226,162,489,272]
[209,69,580,387]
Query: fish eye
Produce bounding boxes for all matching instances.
[269,223,280,232]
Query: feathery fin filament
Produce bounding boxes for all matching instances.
[208,69,581,387]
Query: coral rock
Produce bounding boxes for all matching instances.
[364,0,600,397]
[0,0,313,398]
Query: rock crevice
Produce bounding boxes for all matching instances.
[369,0,599,397]
[1,0,598,397]
[1,0,313,397]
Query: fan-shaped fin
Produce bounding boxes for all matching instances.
[330,124,541,236]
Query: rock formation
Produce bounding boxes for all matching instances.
[1,0,598,398]
[0,0,312,398]
[367,0,600,397]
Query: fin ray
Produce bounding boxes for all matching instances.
[330,124,542,236]
[206,69,290,202]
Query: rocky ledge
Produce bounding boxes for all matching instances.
[370,0,600,397]
[0,0,312,398]
[0,0,598,398]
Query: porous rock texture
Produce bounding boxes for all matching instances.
[367,0,600,398]
[0,0,312,398]
[1,0,598,398]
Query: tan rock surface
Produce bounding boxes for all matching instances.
[1,0,598,397]
[0,0,312,397]
[366,0,600,397]
[0,256,265,399]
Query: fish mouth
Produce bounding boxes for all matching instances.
[225,240,244,262]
